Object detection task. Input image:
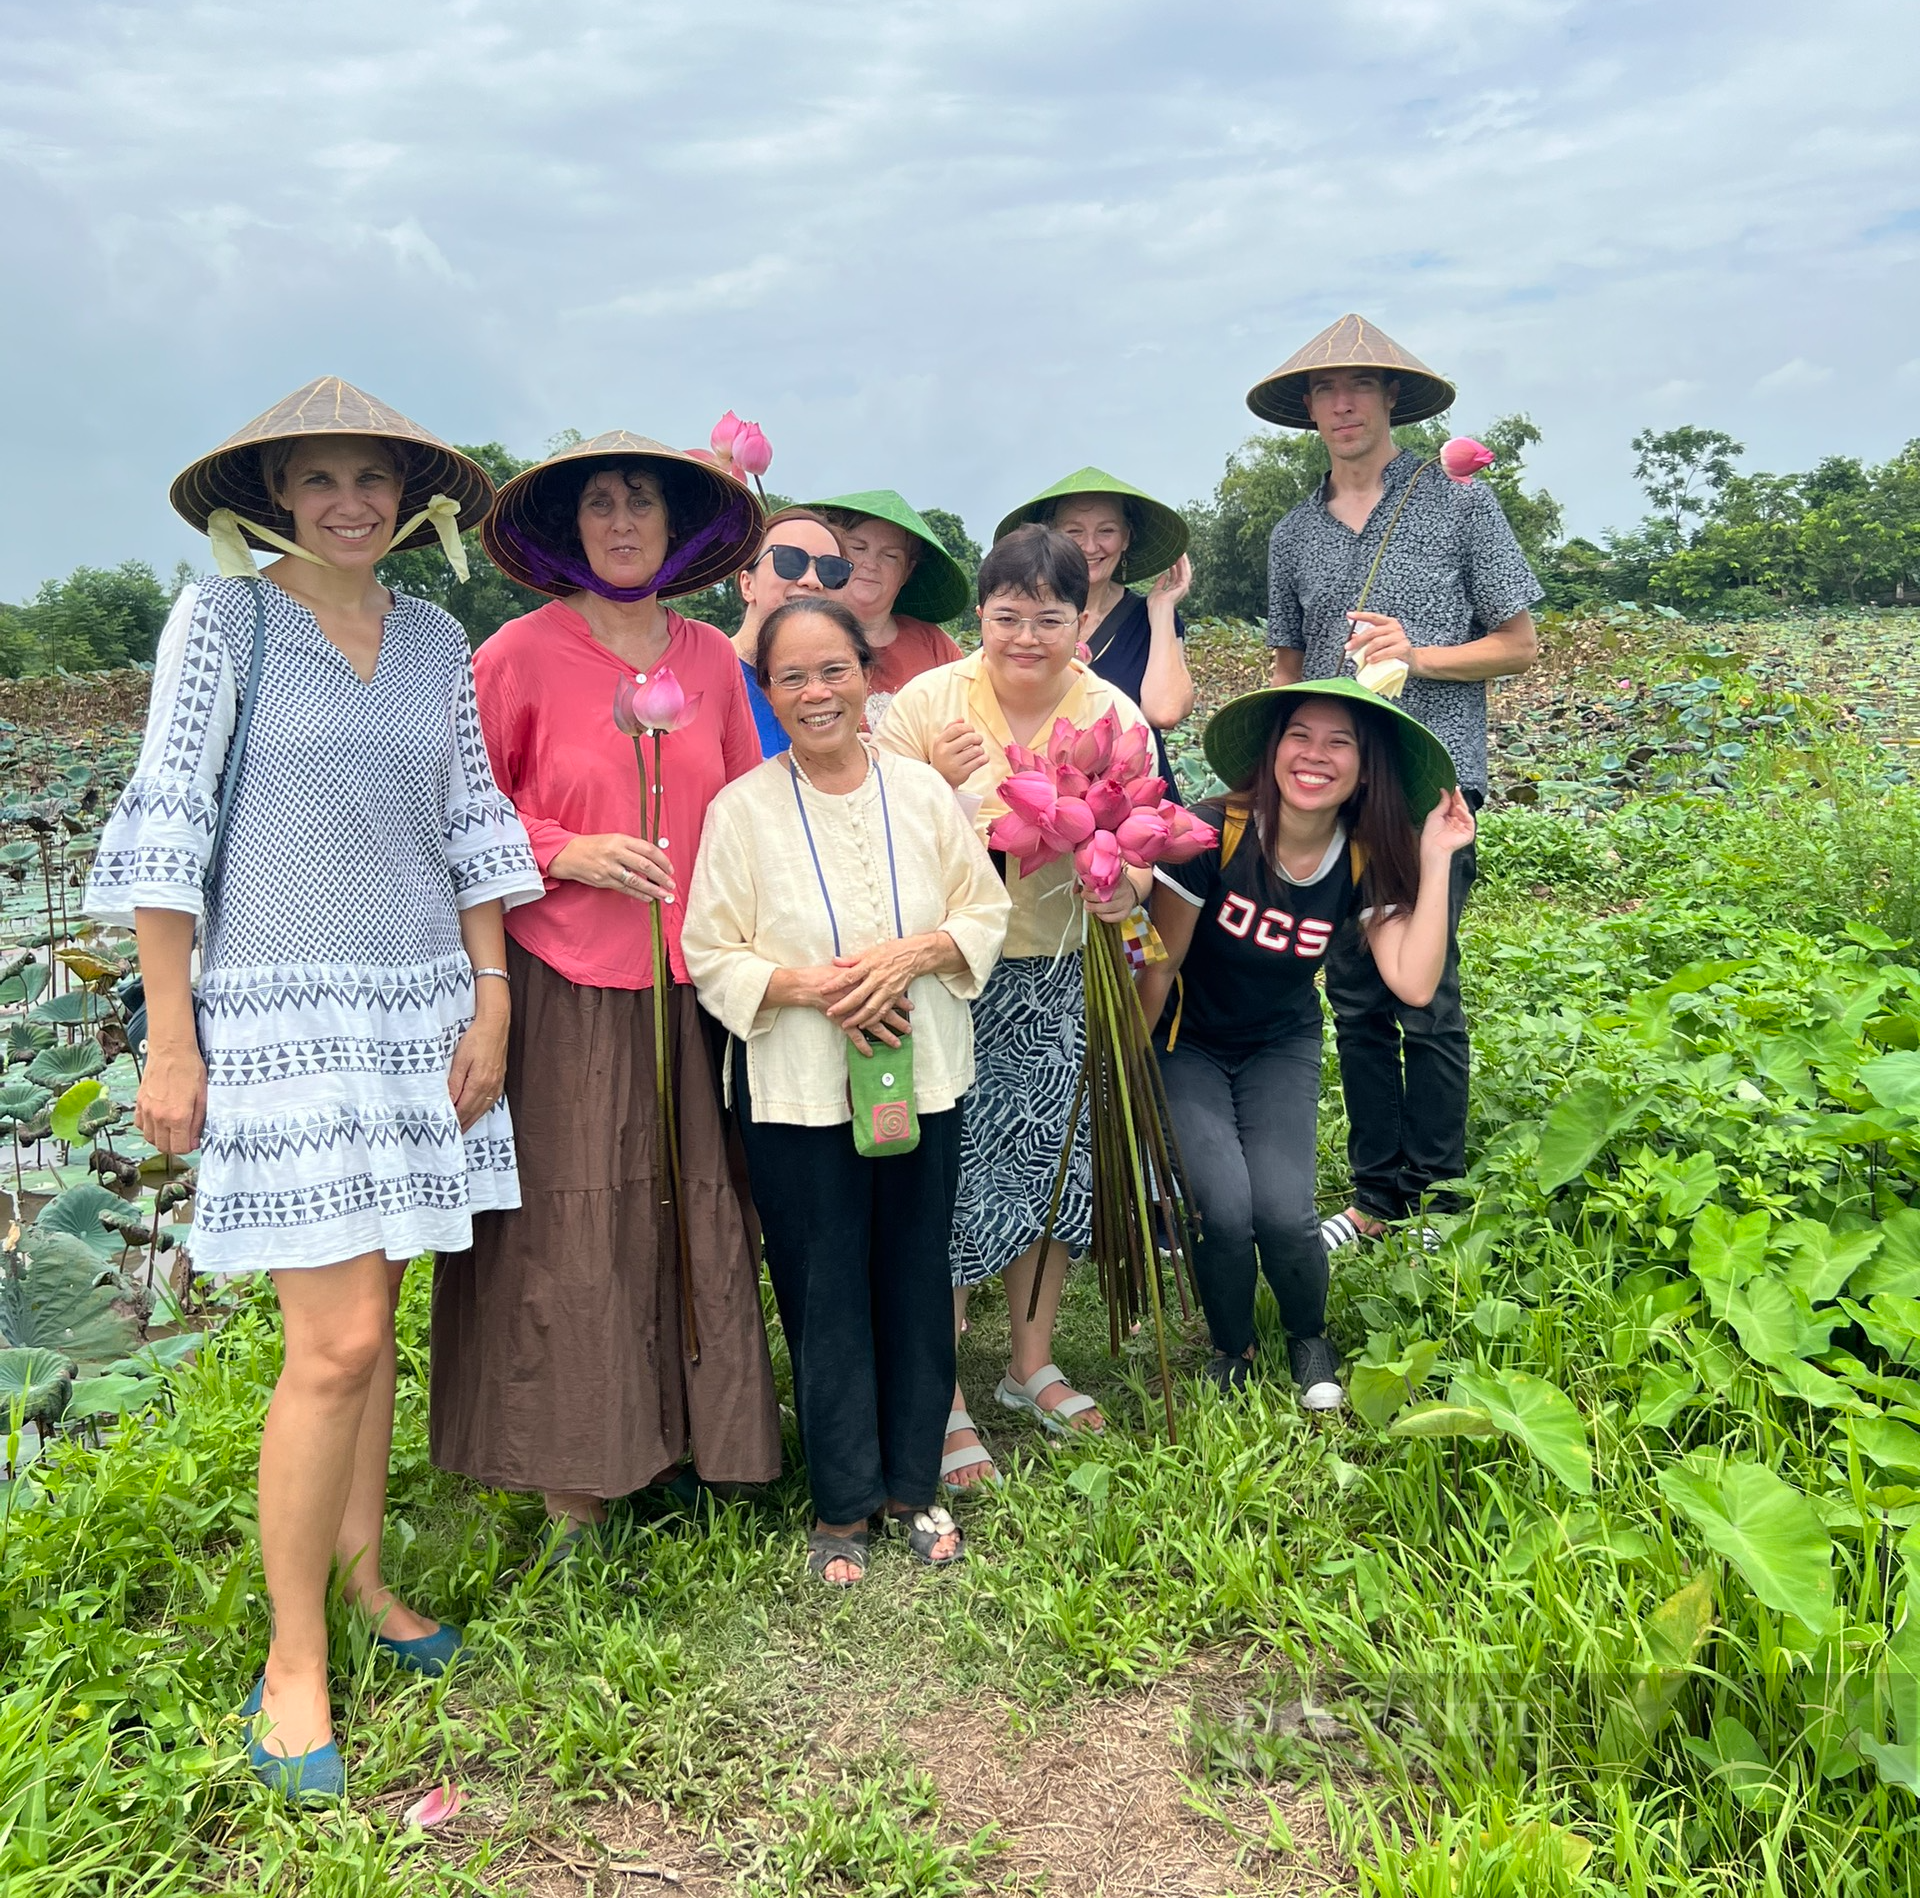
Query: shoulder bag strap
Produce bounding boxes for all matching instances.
[203,577,268,898]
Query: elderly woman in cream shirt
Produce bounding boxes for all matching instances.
[683,597,1009,1586]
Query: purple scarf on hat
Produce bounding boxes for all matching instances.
[494,486,758,601]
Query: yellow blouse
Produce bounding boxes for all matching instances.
[683,747,1011,1128]
[875,651,1151,959]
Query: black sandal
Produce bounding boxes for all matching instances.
[885,1505,966,1567]
[806,1526,870,1587]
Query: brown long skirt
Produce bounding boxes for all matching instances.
[430,940,781,1495]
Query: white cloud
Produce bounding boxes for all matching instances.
[0,0,1917,594]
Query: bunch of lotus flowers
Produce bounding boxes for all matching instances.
[614,664,703,1360]
[985,710,1218,1436]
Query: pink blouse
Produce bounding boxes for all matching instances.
[474,600,760,989]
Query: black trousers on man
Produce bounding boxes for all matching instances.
[1323,837,1478,1223]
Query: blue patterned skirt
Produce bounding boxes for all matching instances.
[950,953,1092,1288]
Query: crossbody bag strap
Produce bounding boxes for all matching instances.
[1351,457,1437,616]
[202,577,268,899]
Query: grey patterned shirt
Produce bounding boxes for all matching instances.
[1266,451,1543,791]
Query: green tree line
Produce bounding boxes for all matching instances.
[4,423,1914,677]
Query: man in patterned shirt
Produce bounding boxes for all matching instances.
[1251,314,1542,1243]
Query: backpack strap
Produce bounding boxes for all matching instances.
[1219,801,1249,868]
[1350,838,1368,885]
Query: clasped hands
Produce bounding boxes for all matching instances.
[786,939,924,1053]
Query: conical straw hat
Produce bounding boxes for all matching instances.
[483,432,763,601]
[170,377,495,555]
[1245,315,1456,430]
[803,489,973,622]
[992,467,1189,581]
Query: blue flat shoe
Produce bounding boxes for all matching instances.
[241,1674,345,1802]
[373,1620,464,1678]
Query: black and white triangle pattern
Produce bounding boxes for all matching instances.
[86,577,546,1273]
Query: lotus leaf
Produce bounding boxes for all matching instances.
[77,1098,122,1137]
[0,1231,141,1365]
[0,1344,74,1426]
[1454,1367,1594,1494]
[55,947,125,984]
[48,1078,104,1145]
[29,990,105,1026]
[65,1371,158,1418]
[1657,1457,1834,1630]
[26,1041,105,1090]
[0,1079,52,1129]
[4,1021,53,1063]
[31,1181,130,1257]
[0,962,49,1005]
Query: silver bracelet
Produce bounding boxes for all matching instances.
[472,967,510,983]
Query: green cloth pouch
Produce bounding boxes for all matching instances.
[847,1032,919,1157]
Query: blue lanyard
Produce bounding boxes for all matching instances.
[786,753,904,957]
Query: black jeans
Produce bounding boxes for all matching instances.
[1159,1030,1326,1360]
[1323,836,1478,1222]
[734,1048,960,1526]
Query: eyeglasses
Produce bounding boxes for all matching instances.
[982,608,1078,638]
[753,544,853,589]
[768,661,862,693]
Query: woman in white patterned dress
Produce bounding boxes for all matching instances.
[85,379,543,1801]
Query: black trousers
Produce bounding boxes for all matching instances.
[1323,837,1478,1222]
[733,1048,961,1526]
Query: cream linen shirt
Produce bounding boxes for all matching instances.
[683,746,1011,1128]
[874,650,1152,959]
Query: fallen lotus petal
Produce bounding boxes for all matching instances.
[1439,436,1495,484]
[403,1783,466,1830]
[1356,656,1410,699]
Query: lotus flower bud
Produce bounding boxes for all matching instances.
[1044,796,1096,848]
[1439,437,1495,484]
[1156,804,1219,865]
[710,411,743,458]
[1123,773,1167,809]
[1115,808,1170,865]
[1053,763,1090,800]
[987,810,1045,857]
[1074,829,1123,902]
[1110,723,1153,782]
[618,665,701,734]
[1086,779,1132,831]
[1069,711,1118,777]
[733,421,772,478]
[998,771,1058,828]
[1046,717,1081,766]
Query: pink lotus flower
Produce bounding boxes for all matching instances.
[1086,778,1133,832]
[1075,641,1092,663]
[999,771,1058,829]
[1068,710,1119,777]
[1109,724,1153,783]
[710,412,743,458]
[986,809,1045,858]
[733,422,772,478]
[1439,437,1495,484]
[1052,762,1090,800]
[1044,796,1096,849]
[403,1783,466,1830]
[614,665,702,736]
[1123,773,1167,809]
[1074,830,1124,902]
[1004,743,1045,775]
[1157,805,1219,864]
[1115,808,1170,865]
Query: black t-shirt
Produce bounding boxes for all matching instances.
[1086,591,1185,800]
[1157,803,1360,1055]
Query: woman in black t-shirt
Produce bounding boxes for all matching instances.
[1138,681,1475,1408]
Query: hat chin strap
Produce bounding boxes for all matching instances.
[206,495,470,583]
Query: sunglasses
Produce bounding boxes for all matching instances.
[753,544,853,589]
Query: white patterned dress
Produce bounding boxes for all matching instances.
[86,577,545,1273]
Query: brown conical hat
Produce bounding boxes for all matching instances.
[1245,315,1456,429]
[169,376,495,555]
[483,431,764,600]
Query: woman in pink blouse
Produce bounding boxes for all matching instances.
[430,431,781,1559]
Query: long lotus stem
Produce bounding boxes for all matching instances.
[1023,1054,1089,1325]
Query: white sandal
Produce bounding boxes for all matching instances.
[940,1408,999,1487]
[995,1363,1102,1436]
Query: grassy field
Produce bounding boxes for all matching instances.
[3,610,1919,1896]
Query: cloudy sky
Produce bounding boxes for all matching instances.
[2,0,1914,600]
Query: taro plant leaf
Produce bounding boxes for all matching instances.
[1856,1567,1920,1794]
[30,1182,129,1258]
[1656,1457,1835,1630]
[1453,1367,1594,1494]
[1599,1574,1716,1776]
[48,1078,104,1145]
[109,1331,204,1373]
[1765,1356,1870,1413]
[1688,1204,1771,1317]
[25,1040,105,1091]
[1840,1295,1920,1368]
[65,1372,157,1419]
[0,1345,74,1427]
[4,1021,54,1064]
[1535,1081,1633,1193]
[1776,1219,1883,1306]
[1470,1296,1526,1339]
[1628,1361,1700,1431]
[1683,1713,1786,1811]
[1855,1210,1920,1301]
[1387,1400,1498,1440]
[1860,1052,1920,1117]
[1349,1336,1443,1428]
[0,1231,142,1365]
[1723,1277,1840,1371]
[1849,1416,1920,1478]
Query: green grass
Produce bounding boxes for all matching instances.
[4,613,1920,1894]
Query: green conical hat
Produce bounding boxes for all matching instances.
[993,467,1188,581]
[1202,679,1456,820]
[804,489,972,622]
